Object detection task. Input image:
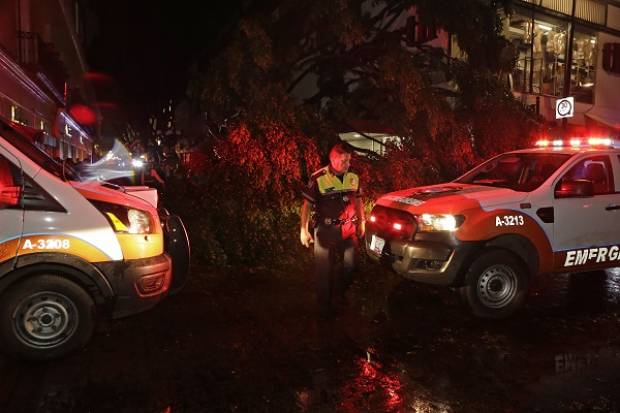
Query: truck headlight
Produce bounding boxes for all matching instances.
[91,201,154,234]
[417,214,464,232]
[127,209,151,233]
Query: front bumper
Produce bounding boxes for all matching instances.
[96,253,172,319]
[365,231,479,286]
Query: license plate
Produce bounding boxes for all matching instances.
[370,235,385,254]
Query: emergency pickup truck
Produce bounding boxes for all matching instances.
[0,119,190,360]
[366,138,620,318]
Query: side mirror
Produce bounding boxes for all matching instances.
[0,186,22,207]
[555,179,594,198]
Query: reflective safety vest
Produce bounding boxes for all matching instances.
[316,167,360,197]
[302,166,362,239]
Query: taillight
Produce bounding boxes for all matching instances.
[368,205,416,240]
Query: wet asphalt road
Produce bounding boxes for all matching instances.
[1,264,619,413]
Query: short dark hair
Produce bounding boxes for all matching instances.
[330,142,353,157]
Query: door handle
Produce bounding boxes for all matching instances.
[606,204,620,211]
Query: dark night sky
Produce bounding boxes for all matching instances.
[86,0,245,124]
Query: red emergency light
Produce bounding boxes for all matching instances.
[534,137,616,148]
[367,206,416,240]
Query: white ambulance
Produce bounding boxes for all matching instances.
[366,138,620,318]
[0,119,189,360]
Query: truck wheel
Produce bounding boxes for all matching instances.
[164,214,190,296]
[459,250,528,319]
[0,275,95,361]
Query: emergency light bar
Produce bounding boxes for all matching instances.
[534,137,618,149]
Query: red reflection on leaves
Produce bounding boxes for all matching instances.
[213,122,321,198]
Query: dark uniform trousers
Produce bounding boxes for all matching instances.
[314,225,358,313]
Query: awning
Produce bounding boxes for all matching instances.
[584,107,620,130]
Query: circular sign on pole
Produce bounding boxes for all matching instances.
[556,97,574,119]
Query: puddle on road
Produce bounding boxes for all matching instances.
[336,351,403,412]
[606,268,620,303]
[528,268,620,313]
[293,345,456,413]
[3,266,619,413]
[525,344,620,412]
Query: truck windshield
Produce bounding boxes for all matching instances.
[456,152,572,192]
[0,121,81,182]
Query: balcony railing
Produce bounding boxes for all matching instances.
[519,0,606,25]
[17,31,67,101]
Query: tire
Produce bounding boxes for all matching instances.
[459,249,528,319]
[0,275,95,361]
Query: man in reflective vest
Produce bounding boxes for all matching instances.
[300,143,365,317]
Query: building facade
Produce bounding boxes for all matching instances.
[0,0,94,160]
[504,0,620,132]
[340,0,620,153]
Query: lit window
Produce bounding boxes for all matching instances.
[570,31,597,103]
[504,13,568,97]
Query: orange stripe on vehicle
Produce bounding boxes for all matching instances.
[17,235,111,262]
[116,233,163,260]
[0,239,20,264]
[456,208,554,273]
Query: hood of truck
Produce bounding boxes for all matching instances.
[70,180,157,215]
[375,182,529,215]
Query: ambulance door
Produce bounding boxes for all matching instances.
[0,146,24,268]
[553,155,618,251]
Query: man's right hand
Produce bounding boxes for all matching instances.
[300,227,314,248]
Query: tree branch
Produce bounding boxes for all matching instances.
[286,61,319,93]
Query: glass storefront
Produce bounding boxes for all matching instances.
[504,10,598,103]
[570,28,597,103]
[506,12,573,97]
